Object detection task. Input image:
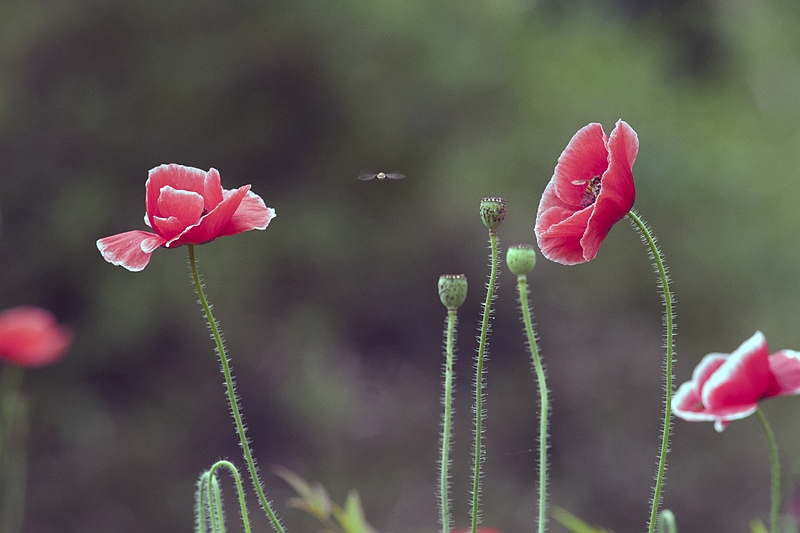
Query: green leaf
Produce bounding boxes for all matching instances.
[552,507,614,533]
[274,467,334,523]
[750,519,768,533]
[331,490,379,533]
[657,510,677,533]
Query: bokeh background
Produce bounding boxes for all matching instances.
[2,0,800,531]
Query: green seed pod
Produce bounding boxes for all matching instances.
[506,244,537,276]
[438,274,468,310]
[479,197,506,231]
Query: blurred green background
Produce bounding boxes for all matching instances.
[2,0,800,531]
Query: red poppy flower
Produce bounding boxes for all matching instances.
[97,164,275,271]
[0,306,72,367]
[673,331,800,432]
[535,120,638,265]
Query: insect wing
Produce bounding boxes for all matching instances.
[385,171,406,180]
[358,170,377,181]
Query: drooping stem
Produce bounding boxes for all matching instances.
[515,274,548,533]
[755,408,780,533]
[440,309,457,533]
[471,231,499,533]
[187,245,285,533]
[626,211,675,533]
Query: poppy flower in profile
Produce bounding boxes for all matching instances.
[97,164,275,271]
[673,331,800,432]
[535,120,638,265]
[0,306,72,368]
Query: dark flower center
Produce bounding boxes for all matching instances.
[580,175,602,208]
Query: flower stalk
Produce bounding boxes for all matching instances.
[507,245,548,533]
[438,275,468,533]
[471,198,505,533]
[626,211,675,533]
[441,309,456,533]
[187,244,285,533]
[755,408,779,533]
[196,460,252,533]
[0,366,27,533]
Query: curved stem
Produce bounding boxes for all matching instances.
[440,310,457,533]
[515,274,548,533]
[755,408,780,533]
[187,245,286,533]
[208,460,252,533]
[626,211,675,533]
[471,231,499,533]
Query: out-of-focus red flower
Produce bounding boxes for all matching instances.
[673,331,800,432]
[97,164,275,271]
[535,120,638,265]
[0,306,72,367]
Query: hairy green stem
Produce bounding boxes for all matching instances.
[208,461,251,533]
[440,310,457,533]
[471,231,499,533]
[515,274,548,533]
[627,211,675,533]
[188,245,285,533]
[755,408,780,533]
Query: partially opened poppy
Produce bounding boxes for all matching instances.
[97,164,275,271]
[535,120,638,265]
[0,306,72,367]
[673,331,800,432]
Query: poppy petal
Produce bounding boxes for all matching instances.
[149,187,205,239]
[550,123,609,207]
[581,121,638,261]
[673,382,716,421]
[769,349,800,395]
[535,206,593,265]
[535,120,637,265]
[97,230,167,271]
[218,190,276,236]
[169,185,250,246]
[146,164,207,224]
[202,168,225,210]
[0,307,72,367]
[701,331,772,410]
[691,353,728,391]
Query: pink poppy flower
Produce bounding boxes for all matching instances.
[97,164,275,271]
[0,306,72,367]
[673,331,800,432]
[535,120,638,265]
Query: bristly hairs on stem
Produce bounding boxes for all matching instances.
[507,244,548,533]
[439,312,457,533]
[471,235,498,532]
[626,211,676,533]
[472,197,504,533]
[195,460,253,533]
[187,245,287,533]
[438,274,467,533]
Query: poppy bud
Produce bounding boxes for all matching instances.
[479,197,506,231]
[506,244,537,276]
[438,274,468,310]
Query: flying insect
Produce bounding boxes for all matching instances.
[358,170,405,181]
